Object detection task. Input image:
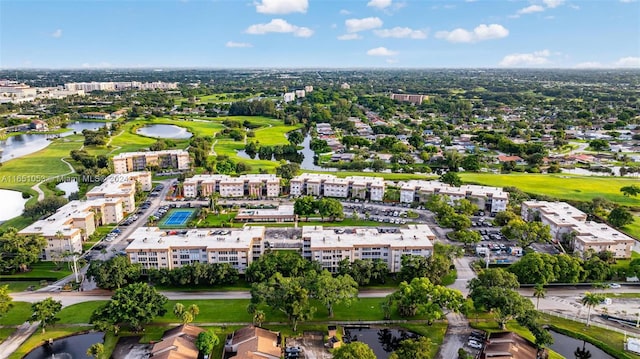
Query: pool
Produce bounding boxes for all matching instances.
[159,208,197,227]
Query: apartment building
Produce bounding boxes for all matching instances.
[125,226,266,273]
[289,174,385,201]
[112,150,191,174]
[183,174,280,199]
[399,180,508,213]
[521,201,634,258]
[301,225,435,273]
[64,81,178,92]
[235,205,295,223]
[283,92,295,103]
[19,198,124,260]
[390,93,428,105]
[86,172,152,212]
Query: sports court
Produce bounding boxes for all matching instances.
[159,208,197,228]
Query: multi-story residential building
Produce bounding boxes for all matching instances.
[235,205,295,223]
[64,81,178,92]
[283,92,295,103]
[399,181,508,213]
[86,172,152,212]
[521,201,634,258]
[289,174,385,201]
[125,226,266,273]
[112,150,191,174]
[390,93,428,105]
[302,225,435,273]
[304,85,314,93]
[182,174,281,199]
[19,198,124,260]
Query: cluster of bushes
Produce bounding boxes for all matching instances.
[83,127,111,146]
[147,262,239,287]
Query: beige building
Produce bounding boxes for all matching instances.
[19,198,124,260]
[290,173,385,201]
[302,225,435,273]
[112,150,190,174]
[86,172,152,212]
[390,93,428,105]
[399,180,509,213]
[183,174,281,199]
[125,226,266,273]
[235,205,295,223]
[521,201,634,258]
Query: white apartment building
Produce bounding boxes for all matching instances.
[183,174,281,199]
[399,180,508,213]
[289,174,385,201]
[304,85,314,93]
[283,92,296,103]
[64,81,178,92]
[86,172,152,212]
[295,90,306,98]
[521,201,634,258]
[125,226,266,273]
[302,225,435,273]
[19,198,124,260]
[112,150,191,174]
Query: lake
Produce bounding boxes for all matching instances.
[236,133,335,171]
[137,124,193,139]
[56,180,79,198]
[343,327,419,359]
[24,332,104,359]
[65,121,110,133]
[548,330,614,359]
[0,189,28,222]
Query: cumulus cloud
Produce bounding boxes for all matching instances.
[345,17,383,33]
[499,50,551,67]
[367,47,397,56]
[337,33,362,40]
[51,29,63,38]
[518,5,545,14]
[226,41,253,48]
[614,57,640,68]
[374,27,427,39]
[255,0,308,14]
[245,19,313,37]
[339,9,351,15]
[542,0,564,8]
[435,24,508,43]
[367,0,392,9]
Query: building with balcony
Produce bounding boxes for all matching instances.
[112,150,190,174]
[399,181,508,213]
[301,225,435,273]
[182,174,281,199]
[289,174,385,201]
[86,172,152,212]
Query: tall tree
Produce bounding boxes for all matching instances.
[317,198,344,221]
[608,207,633,228]
[253,310,266,327]
[332,342,376,359]
[389,337,432,359]
[86,256,141,290]
[91,282,168,332]
[501,219,552,249]
[173,303,200,324]
[440,172,462,187]
[0,227,46,273]
[250,273,315,331]
[581,292,605,327]
[312,270,358,318]
[0,285,12,318]
[620,185,640,197]
[195,330,219,358]
[30,297,62,333]
[533,283,546,310]
[388,277,464,320]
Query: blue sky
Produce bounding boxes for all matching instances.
[1,0,639,68]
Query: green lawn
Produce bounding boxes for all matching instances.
[0,215,35,231]
[459,172,640,207]
[197,212,238,227]
[56,301,107,324]
[0,281,44,293]
[0,327,16,343]
[621,215,640,240]
[0,262,72,281]
[0,301,32,326]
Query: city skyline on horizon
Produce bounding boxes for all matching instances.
[1,0,639,69]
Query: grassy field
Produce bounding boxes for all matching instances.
[622,215,640,240]
[198,212,238,227]
[460,172,640,207]
[0,262,72,281]
[0,301,32,326]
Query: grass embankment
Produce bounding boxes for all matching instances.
[621,215,640,240]
[0,302,32,326]
[0,262,73,293]
[459,172,640,207]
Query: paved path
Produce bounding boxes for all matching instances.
[437,312,473,359]
[0,322,39,359]
[30,156,76,201]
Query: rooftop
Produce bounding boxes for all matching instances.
[125,226,266,250]
[87,172,148,196]
[113,149,188,159]
[302,225,435,249]
[236,205,294,218]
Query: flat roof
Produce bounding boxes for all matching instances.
[113,149,188,159]
[400,180,508,199]
[302,225,434,249]
[87,172,149,196]
[125,226,266,251]
[236,205,294,218]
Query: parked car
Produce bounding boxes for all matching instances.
[609,283,621,289]
[468,340,483,349]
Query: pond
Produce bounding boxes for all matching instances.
[548,330,614,359]
[65,121,110,133]
[0,133,56,162]
[343,327,419,359]
[24,332,104,359]
[137,124,192,139]
[56,180,79,198]
[0,189,28,223]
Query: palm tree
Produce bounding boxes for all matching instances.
[533,283,546,310]
[581,292,605,327]
[574,341,592,359]
[253,310,265,327]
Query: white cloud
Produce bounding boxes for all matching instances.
[339,9,351,15]
[374,27,427,39]
[435,24,508,43]
[226,41,253,48]
[337,33,362,40]
[367,0,392,9]
[499,49,551,67]
[367,47,397,56]
[614,57,640,68]
[574,62,604,69]
[345,17,383,33]
[542,0,564,8]
[51,29,63,38]
[518,5,545,15]
[255,0,308,14]
[245,19,313,37]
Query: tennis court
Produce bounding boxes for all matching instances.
[159,208,197,228]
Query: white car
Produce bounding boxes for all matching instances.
[468,340,483,349]
[609,283,621,289]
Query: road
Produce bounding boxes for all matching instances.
[0,322,39,359]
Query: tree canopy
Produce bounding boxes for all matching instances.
[86,256,141,290]
[250,273,315,331]
[0,227,46,273]
[30,297,62,333]
[387,277,464,322]
[332,342,376,359]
